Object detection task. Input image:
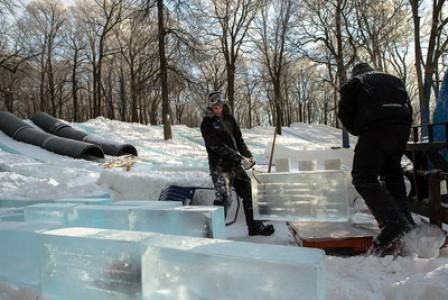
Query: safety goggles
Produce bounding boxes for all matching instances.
[208,93,225,107]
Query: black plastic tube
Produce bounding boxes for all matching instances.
[0,111,104,159]
[31,112,138,156]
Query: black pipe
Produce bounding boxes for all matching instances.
[0,111,104,159]
[31,112,138,156]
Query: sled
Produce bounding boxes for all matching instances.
[288,221,379,255]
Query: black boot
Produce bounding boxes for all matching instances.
[367,220,414,257]
[248,221,275,236]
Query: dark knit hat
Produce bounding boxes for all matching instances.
[352,63,374,78]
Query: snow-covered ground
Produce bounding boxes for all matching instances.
[0,117,447,300]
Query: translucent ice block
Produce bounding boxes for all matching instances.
[111,200,182,208]
[131,206,225,238]
[0,222,60,287]
[40,227,159,300]
[54,197,112,205]
[141,236,326,300]
[0,207,24,221]
[24,203,78,225]
[69,205,135,230]
[252,170,350,222]
[0,199,54,208]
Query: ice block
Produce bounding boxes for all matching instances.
[0,199,54,208]
[69,205,134,230]
[40,227,159,300]
[275,158,290,172]
[54,197,112,205]
[0,222,60,287]
[0,207,24,221]
[111,200,181,208]
[252,170,350,222]
[24,203,78,225]
[131,206,225,238]
[68,205,225,238]
[141,235,326,300]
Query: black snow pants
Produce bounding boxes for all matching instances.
[210,166,256,228]
[352,123,414,229]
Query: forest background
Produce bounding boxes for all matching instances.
[0,0,447,140]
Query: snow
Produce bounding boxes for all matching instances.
[0,117,447,300]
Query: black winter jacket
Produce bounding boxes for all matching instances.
[338,72,413,136]
[200,109,252,171]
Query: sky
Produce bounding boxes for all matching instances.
[0,116,447,299]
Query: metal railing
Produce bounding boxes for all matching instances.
[410,122,448,143]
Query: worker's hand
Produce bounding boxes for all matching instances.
[242,156,256,170]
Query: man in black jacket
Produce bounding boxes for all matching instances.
[338,63,415,256]
[200,91,275,236]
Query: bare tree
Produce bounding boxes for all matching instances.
[256,0,294,134]
[63,7,88,121]
[353,0,409,70]
[77,0,125,118]
[209,0,265,113]
[21,0,66,115]
[410,0,448,130]
[116,7,158,123]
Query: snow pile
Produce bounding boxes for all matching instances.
[401,221,447,258]
[327,250,448,300]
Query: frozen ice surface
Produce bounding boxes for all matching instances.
[67,205,224,238]
[111,200,181,208]
[131,206,225,238]
[69,205,134,230]
[0,207,24,221]
[40,227,159,300]
[0,199,53,208]
[252,170,350,222]
[0,222,60,287]
[141,235,326,300]
[24,203,79,225]
[54,197,112,205]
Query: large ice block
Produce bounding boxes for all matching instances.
[54,197,112,205]
[24,203,78,225]
[252,170,350,222]
[69,205,134,230]
[67,205,224,238]
[131,206,225,238]
[111,200,181,208]
[141,236,326,300]
[0,207,24,221]
[40,227,159,300]
[0,222,60,287]
[0,199,54,208]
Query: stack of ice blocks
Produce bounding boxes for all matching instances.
[24,202,225,238]
[0,222,60,287]
[40,227,326,300]
[252,170,350,222]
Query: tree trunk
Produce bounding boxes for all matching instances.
[158,0,172,140]
[72,51,79,122]
[226,63,235,113]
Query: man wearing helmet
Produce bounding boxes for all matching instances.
[200,91,275,236]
